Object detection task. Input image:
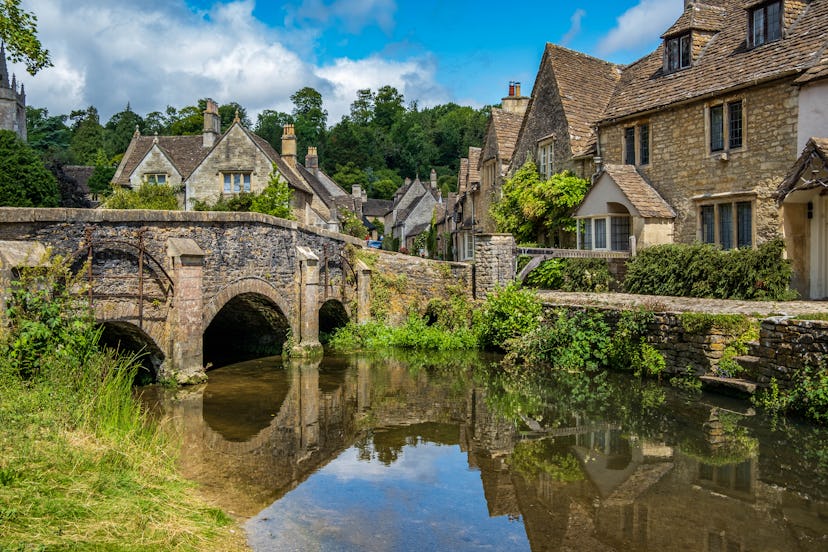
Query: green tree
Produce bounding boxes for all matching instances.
[349,89,374,125]
[332,162,368,191]
[250,164,294,219]
[254,109,293,151]
[491,160,589,246]
[291,87,327,159]
[373,85,405,131]
[0,130,59,206]
[102,182,179,210]
[26,106,71,163]
[104,104,143,159]
[337,206,367,238]
[167,105,202,135]
[0,0,51,74]
[217,101,251,132]
[68,106,104,165]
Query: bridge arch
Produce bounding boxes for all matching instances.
[98,320,165,384]
[319,298,350,342]
[203,278,294,367]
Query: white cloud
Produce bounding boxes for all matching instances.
[596,0,683,56]
[561,9,586,46]
[288,0,397,35]
[9,0,434,124]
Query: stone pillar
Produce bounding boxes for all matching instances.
[355,259,372,324]
[473,234,516,299]
[165,238,206,384]
[294,246,323,356]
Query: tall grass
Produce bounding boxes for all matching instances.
[0,256,246,550]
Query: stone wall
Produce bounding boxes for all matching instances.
[474,234,516,299]
[355,248,472,325]
[743,317,828,386]
[599,80,799,245]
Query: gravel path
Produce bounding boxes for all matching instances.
[534,290,828,318]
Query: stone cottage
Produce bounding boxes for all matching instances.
[386,171,442,253]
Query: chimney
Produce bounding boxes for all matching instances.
[352,185,362,199]
[430,169,437,190]
[203,99,221,148]
[501,81,529,115]
[306,146,319,175]
[282,124,297,167]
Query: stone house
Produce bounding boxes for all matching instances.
[386,171,442,253]
[114,100,355,230]
[0,43,27,141]
[452,148,481,260]
[572,0,828,298]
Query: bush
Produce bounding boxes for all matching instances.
[624,238,796,300]
[192,192,255,212]
[561,258,614,292]
[475,283,543,351]
[0,129,60,207]
[103,182,179,210]
[524,258,565,289]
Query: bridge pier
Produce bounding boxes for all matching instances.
[355,260,372,324]
[164,238,207,384]
[294,246,323,357]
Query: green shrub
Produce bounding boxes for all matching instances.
[475,283,543,351]
[561,258,615,292]
[679,313,753,335]
[524,258,565,289]
[192,192,254,212]
[103,182,179,210]
[624,238,797,300]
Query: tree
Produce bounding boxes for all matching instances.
[0,130,59,207]
[0,0,51,74]
[253,109,293,151]
[373,85,404,131]
[250,164,294,219]
[68,106,104,165]
[167,105,202,135]
[26,106,71,163]
[291,87,327,159]
[104,104,143,159]
[349,89,374,125]
[490,160,589,246]
[337,206,367,238]
[217,101,251,132]
[332,162,368,192]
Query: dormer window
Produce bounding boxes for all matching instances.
[749,1,782,48]
[666,33,692,72]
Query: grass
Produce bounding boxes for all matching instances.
[793,312,828,322]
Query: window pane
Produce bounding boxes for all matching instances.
[752,8,765,46]
[701,205,715,244]
[243,173,251,192]
[538,146,547,178]
[667,38,679,71]
[737,202,752,248]
[611,216,631,251]
[224,174,231,193]
[233,173,241,192]
[584,220,593,250]
[680,34,692,68]
[157,174,166,184]
[719,203,733,249]
[595,218,607,249]
[710,105,724,152]
[639,124,650,165]
[767,2,781,42]
[728,101,743,149]
[624,127,636,164]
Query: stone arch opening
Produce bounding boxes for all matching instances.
[203,292,290,368]
[98,321,165,385]
[319,299,349,344]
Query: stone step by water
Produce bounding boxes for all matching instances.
[699,375,758,398]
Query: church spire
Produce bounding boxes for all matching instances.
[0,43,10,89]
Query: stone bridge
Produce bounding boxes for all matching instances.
[0,208,374,383]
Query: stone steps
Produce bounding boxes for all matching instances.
[700,375,758,398]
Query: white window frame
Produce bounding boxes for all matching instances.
[144,173,167,185]
[223,172,251,194]
[537,140,555,179]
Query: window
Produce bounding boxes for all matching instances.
[537,143,554,178]
[594,218,607,249]
[666,33,692,72]
[749,1,782,48]
[699,201,752,249]
[223,172,251,193]
[709,101,744,153]
[624,127,636,165]
[145,173,167,185]
[583,220,593,251]
[611,217,631,251]
[639,124,650,165]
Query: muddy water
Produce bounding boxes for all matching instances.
[140,351,828,551]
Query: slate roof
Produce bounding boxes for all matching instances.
[594,164,676,219]
[480,109,523,165]
[537,44,621,158]
[778,137,828,202]
[363,198,393,218]
[114,135,203,185]
[602,0,828,122]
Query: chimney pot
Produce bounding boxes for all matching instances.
[305,146,319,174]
[515,82,521,97]
[508,81,515,97]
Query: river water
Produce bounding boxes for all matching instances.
[139,351,828,551]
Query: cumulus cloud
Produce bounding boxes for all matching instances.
[9,0,435,124]
[596,0,682,56]
[287,0,397,35]
[561,9,586,46]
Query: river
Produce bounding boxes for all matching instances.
[139,351,828,551]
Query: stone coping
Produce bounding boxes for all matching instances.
[0,207,365,246]
[535,290,828,318]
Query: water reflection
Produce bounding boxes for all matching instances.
[139,351,828,551]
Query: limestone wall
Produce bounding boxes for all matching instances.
[474,234,516,299]
[745,318,828,385]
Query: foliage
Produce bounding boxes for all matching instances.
[607,310,664,379]
[0,255,242,549]
[327,314,478,352]
[753,363,828,424]
[26,106,71,162]
[68,106,105,165]
[333,161,368,191]
[250,165,294,219]
[424,284,474,331]
[475,283,543,351]
[87,164,117,197]
[669,367,703,392]
[0,0,51,74]
[102,182,179,210]
[192,192,254,212]
[561,258,615,292]
[291,87,327,159]
[679,313,753,335]
[624,238,797,301]
[524,258,565,289]
[337,206,367,238]
[490,161,589,246]
[0,129,59,207]
[715,322,760,378]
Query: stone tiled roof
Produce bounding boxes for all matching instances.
[661,2,726,37]
[603,0,828,122]
[795,49,828,84]
[481,108,523,165]
[602,164,676,218]
[364,198,393,217]
[544,44,621,157]
[778,137,828,202]
[458,158,469,193]
[468,147,481,184]
[407,221,430,237]
[114,135,204,185]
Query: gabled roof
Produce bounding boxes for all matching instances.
[586,164,676,219]
[364,198,393,218]
[246,130,312,195]
[662,2,726,37]
[468,147,481,184]
[480,108,523,166]
[603,0,828,122]
[114,135,204,185]
[778,137,828,203]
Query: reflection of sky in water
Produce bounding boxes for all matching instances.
[246,441,530,551]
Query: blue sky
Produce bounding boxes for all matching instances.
[13,0,683,124]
